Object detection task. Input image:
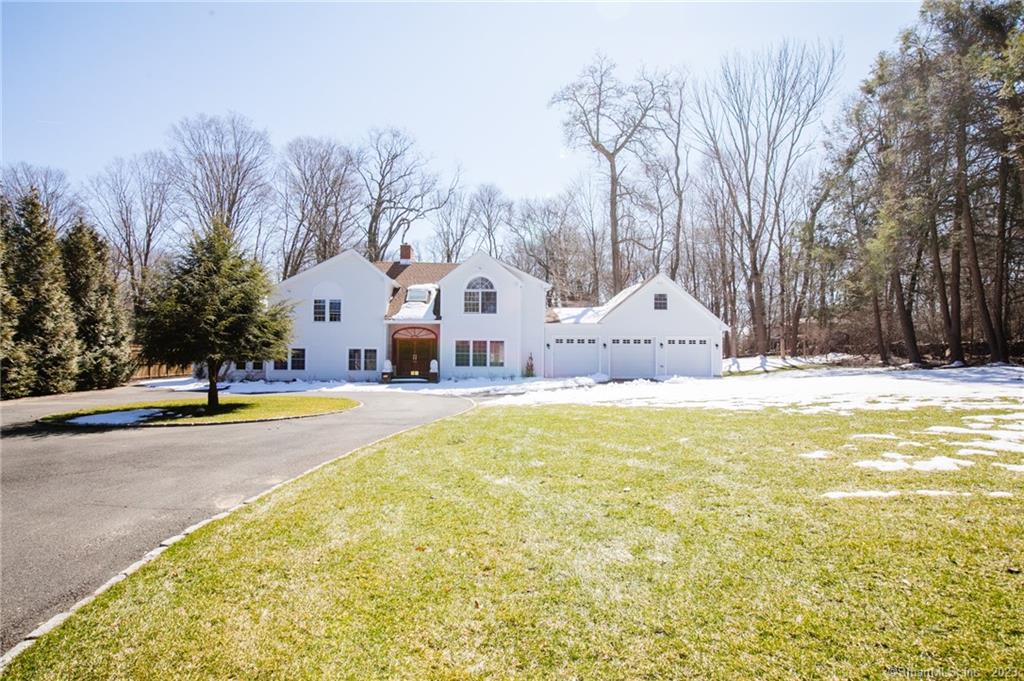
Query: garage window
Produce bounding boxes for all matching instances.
[252,360,264,370]
[654,293,668,310]
[274,358,288,370]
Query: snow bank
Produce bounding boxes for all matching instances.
[488,364,1024,412]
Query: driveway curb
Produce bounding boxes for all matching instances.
[0,395,477,671]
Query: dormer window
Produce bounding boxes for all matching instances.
[406,288,430,304]
[464,277,497,314]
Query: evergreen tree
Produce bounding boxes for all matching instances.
[61,218,133,389]
[0,197,35,398]
[137,221,292,407]
[5,191,79,395]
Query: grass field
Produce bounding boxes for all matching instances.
[5,405,1022,679]
[41,395,358,426]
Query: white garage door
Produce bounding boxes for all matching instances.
[609,337,655,379]
[551,337,600,377]
[665,337,712,377]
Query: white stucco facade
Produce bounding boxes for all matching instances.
[235,250,726,382]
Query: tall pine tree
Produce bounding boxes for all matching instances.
[62,218,132,389]
[137,221,292,407]
[5,191,79,395]
[0,197,35,398]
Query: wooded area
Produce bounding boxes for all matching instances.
[2,0,1021,367]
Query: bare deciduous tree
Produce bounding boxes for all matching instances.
[693,41,841,355]
[87,152,172,305]
[469,184,512,258]
[429,190,476,263]
[168,112,273,247]
[1,163,82,232]
[277,137,362,278]
[551,54,667,294]
[360,129,455,261]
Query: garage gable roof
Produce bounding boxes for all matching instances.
[550,274,728,330]
[599,274,729,330]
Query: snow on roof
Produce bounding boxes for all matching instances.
[391,284,439,321]
[550,282,642,325]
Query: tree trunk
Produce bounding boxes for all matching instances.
[748,259,769,356]
[949,198,965,364]
[890,269,921,365]
[927,213,954,358]
[206,358,221,408]
[993,153,1010,361]
[956,119,1001,363]
[871,286,889,365]
[607,155,622,294]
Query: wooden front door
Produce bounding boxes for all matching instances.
[392,327,438,377]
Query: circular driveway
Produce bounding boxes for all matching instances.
[0,385,472,651]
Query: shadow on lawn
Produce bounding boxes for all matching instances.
[2,402,251,439]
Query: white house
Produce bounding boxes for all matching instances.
[227,245,727,382]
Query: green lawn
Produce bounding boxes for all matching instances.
[41,395,358,426]
[6,406,1023,679]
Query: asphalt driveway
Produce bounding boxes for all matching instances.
[0,385,471,651]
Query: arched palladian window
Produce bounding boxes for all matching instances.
[464,276,497,314]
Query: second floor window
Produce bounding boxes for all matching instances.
[314,298,342,322]
[464,277,496,314]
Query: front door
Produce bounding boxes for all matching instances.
[394,337,437,377]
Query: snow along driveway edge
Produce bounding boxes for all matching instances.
[0,394,478,670]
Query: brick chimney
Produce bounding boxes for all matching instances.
[399,243,413,264]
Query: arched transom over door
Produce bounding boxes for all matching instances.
[392,327,438,377]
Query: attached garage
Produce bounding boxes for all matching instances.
[545,273,727,380]
[609,337,655,379]
[550,336,600,377]
[665,337,713,377]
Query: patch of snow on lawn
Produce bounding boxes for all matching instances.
[912,456,975,472]
[850,433,902,441]
[854,459,911,472]
[68,408,165,426]
[914,490,971,497]
[987,491,1014,497]
[959,439,1024,454]
[799,450,830,459]
[992,462,1024,472]
[854,455,975,472]
[822,490,900,499]
[957,448,998,457]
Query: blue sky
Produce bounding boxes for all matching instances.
[4,2,921,199]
